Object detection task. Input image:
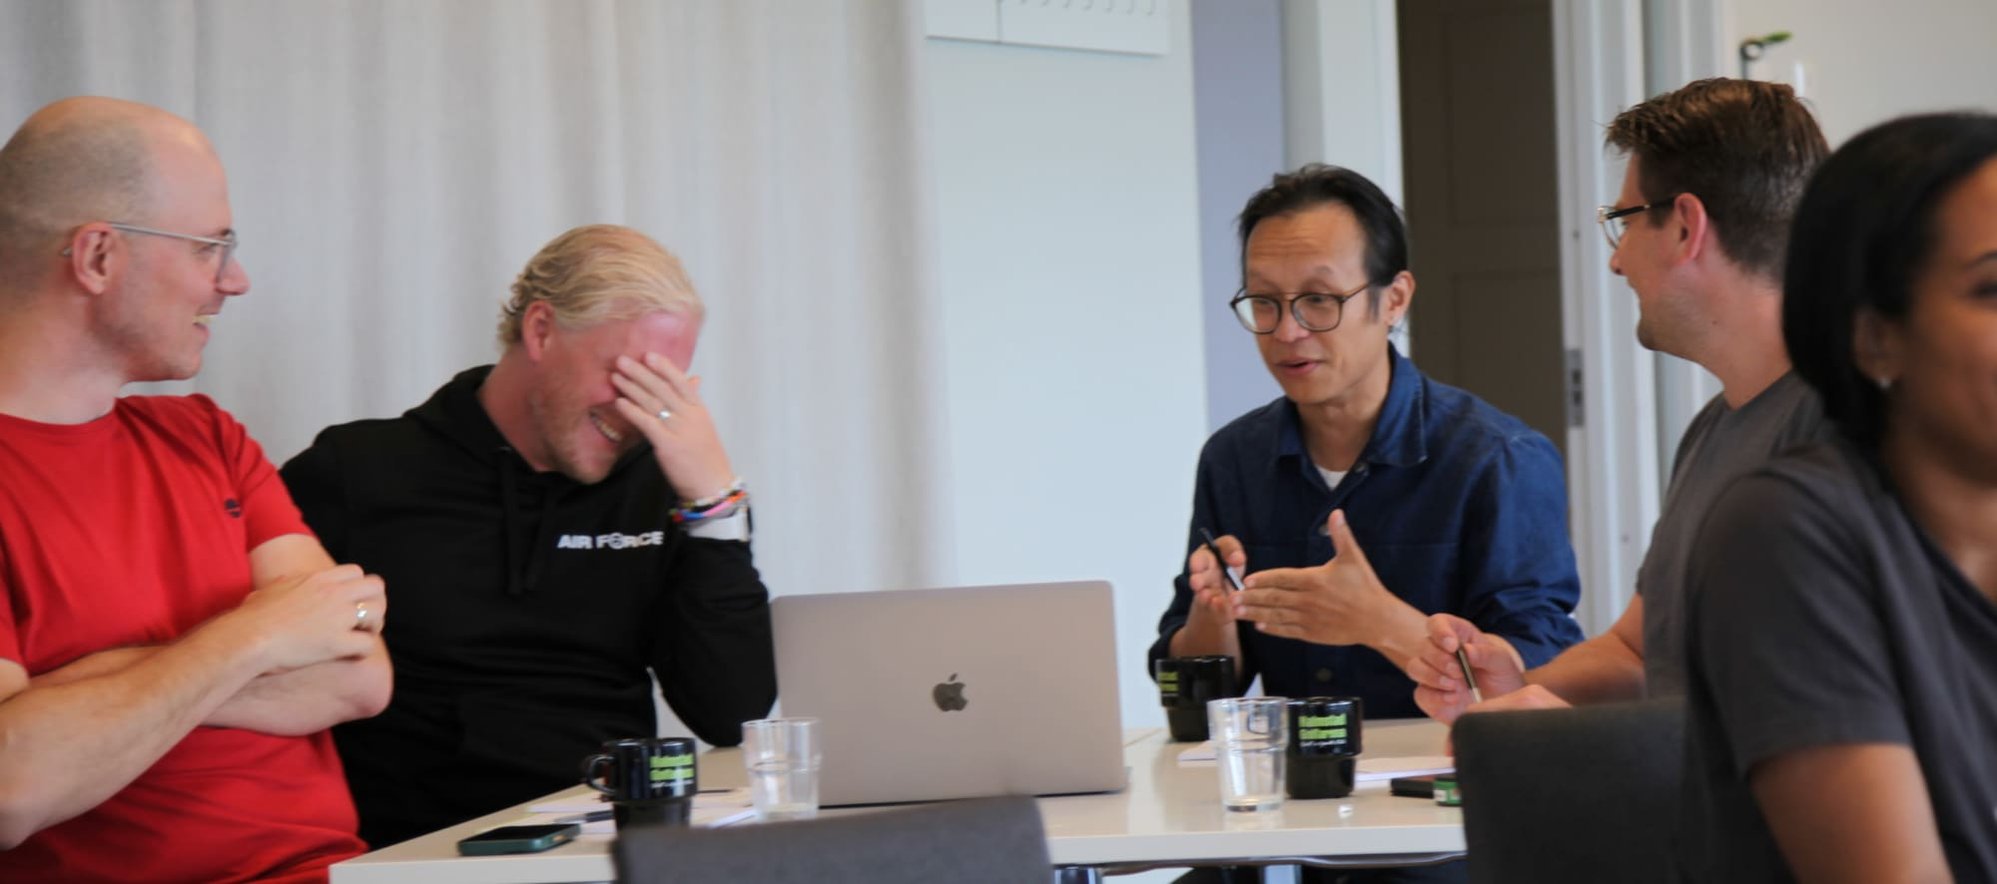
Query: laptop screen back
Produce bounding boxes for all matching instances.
[770,581,1127,806]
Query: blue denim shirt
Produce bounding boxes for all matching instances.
[1150,346,1584,718]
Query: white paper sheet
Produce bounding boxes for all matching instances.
[1177,742,1453,781]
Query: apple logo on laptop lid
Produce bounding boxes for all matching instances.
[932,674,968,711]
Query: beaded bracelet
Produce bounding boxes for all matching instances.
[679,477,745,511]
[674,491,747,524]
[672,478,749,525]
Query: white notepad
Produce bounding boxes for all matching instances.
[1177,742,1454,781]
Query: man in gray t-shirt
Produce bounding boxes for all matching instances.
[1634,372,1822,697]
[1409,78,1830,719]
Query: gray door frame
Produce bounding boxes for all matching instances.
[1551,0,1725,634]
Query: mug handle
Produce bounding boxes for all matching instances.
[581,754,617,797]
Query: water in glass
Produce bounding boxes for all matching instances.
[749,758,820,821]
[1218,742,1285,812]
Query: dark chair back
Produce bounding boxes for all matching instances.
[1453,698,1685,884]
[613,795,1050,884]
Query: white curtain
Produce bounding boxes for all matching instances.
[0,0,954,599]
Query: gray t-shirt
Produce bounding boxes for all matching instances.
[1638,372,1825,697]
[1678,438,1997,882]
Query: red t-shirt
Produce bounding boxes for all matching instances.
[0,395,365,883]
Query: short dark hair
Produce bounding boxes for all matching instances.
[1236,164,1408,315]
[1784,112,1997,448]
[1605,78,1828,281]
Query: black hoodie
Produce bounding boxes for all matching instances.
[280,366,775,847]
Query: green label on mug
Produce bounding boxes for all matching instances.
[648,754,693,784]
[1298,712,1351,744]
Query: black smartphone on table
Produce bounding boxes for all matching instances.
[455,823,581,856]
[1389,774,1442,798]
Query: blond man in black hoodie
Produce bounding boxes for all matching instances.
[282,224,774,847]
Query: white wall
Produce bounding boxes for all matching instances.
[1280,0,1410,358]
[923,1,1209,730]
[1725,0,1997,145]
[1192,0,1286,434]
[1281,0,1403,206]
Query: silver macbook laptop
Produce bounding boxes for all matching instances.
[771,580,1128,806]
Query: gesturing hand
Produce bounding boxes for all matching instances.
[610,353,737,503]
[1233,509,1418,649]
[1187,532,1245,625]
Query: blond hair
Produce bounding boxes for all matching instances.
[497,224,701,345]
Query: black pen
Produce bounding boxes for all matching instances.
[1454,646,1484,704]
[1198,527,1244,593]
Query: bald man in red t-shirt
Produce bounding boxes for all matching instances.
[0,97,391,883]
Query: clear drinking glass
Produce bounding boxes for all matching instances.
[1208,697,1288,813]
[741,717,822,821]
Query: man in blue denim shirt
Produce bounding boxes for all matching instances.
[1151,165,1584,722]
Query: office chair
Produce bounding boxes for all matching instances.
[613,795,1051,884]
[1452,698,1685,884]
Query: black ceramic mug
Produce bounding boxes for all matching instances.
[581,736,698,829]
[1154,655,1238,742]
[1286,697,1362,799]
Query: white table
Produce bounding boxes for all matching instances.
[330,720,1463,883]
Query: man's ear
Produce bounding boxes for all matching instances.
[1380,270,1415,328]
[1853,309,1904,388]
[519,301,560,362]
[66,224,120,295]
[1670,192,1712,266]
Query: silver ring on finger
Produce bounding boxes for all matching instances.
[353,602,371,631]
[656,408,673,423]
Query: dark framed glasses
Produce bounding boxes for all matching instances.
[1594,198,1674,250]
[1228,281,1372,334]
